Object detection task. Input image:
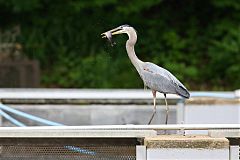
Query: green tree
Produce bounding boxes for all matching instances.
[0,0,239,90]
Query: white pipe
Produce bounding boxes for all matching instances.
[0,124,239,130]
[0,89,236,99]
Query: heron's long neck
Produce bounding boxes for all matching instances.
[126,30,143,72]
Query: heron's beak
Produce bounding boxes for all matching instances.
[101,27,123,38]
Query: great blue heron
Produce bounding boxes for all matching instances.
[101,24,190,125]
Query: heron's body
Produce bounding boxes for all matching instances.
[102,24,190,124]
[141,62,190,98]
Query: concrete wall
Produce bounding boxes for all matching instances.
[185,104,239,124]
[183,104,240,134]
[3,103,239,127]
[147,148,229,160]
[3,104,177,126]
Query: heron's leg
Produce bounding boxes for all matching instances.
[164,94,169,125]
[148,90,156,125]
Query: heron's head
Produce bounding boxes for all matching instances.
[101,24,136,46]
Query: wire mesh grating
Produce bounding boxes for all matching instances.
[0,138,137,160]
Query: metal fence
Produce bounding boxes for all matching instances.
[0,138,137,160]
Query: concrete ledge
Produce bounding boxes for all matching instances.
[144,135,229,149]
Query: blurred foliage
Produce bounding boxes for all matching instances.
[0,0,239,90]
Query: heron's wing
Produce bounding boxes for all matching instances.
[142,62,190,98]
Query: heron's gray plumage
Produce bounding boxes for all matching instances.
[140,62,190,98]
[101,24,190,124]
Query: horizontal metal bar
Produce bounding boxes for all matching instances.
[0,89,237,100]
[0,129,157,138]
[0,124,239,131]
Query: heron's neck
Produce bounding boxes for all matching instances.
[126,30,143,72]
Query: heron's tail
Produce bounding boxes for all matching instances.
[176,85,190,99]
